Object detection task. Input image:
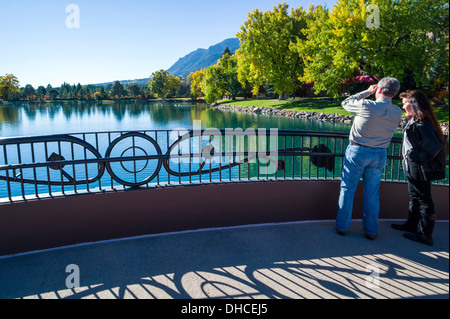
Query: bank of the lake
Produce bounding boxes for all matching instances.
[213,102,355,125]
[0,100,354,138]
[214,98,450,133]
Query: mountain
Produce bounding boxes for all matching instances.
[91,78,151,87]
[167,38,240,78]
[90,38,240,86]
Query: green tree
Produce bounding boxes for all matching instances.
[236,2,307,100]
[0,74,20,101]
[69,84,77,99]
[203,65,225,103]
[222,47,231,56]
[76,83,82,96]
[217,53,242,100]
[203,54,243,103]
[167,75,183,98]
[21,84,36,100]
[111,80,125,98]
[80,85,90,99]
[60,82,71,99]
[36,86,46,100]
[428,5,449,90]
[127,83,142,98]
[293,0,450,97]
[236,49,263,97]
[100,87,108,99]
[46,84,58,100]
[148,70,182,100]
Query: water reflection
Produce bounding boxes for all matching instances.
[0,104,21,125]
[0,101,352,138]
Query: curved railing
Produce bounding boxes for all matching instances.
[1,129,448,202]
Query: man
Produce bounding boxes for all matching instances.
[336,77,403,239]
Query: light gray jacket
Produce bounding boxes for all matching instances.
[342,90,403,149]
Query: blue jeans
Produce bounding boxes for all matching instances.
[336,144,387,235]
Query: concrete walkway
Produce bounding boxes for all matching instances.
[0,220,448,299]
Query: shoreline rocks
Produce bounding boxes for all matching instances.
[213,103,356,125]
[213,103,450,134]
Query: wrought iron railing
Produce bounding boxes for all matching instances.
[1,129,448,202]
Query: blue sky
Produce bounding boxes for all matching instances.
[1,0,333,88]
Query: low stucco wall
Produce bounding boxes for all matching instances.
[0,180,448,256]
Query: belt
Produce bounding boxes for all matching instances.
[350,141,366,147]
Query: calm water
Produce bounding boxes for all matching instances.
[1,101,354,199]
[0,100,351,137]
[1,101,441,201]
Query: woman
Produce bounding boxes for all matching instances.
[391,90,447,246]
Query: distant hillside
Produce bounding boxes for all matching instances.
[167,38,240,78]
[90,38,240,86]
[91,78,150,87]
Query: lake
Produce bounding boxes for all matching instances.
[1,101,354,200]
[0,100,351,137]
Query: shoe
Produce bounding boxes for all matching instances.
[365,233,377,240]
[403,232,434,246]
[391,223,416,233]
[336,228,347,236]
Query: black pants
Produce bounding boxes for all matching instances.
[406,160,436,235]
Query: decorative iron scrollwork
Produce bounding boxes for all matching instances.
[104,132,163,187]
[0,135,105,186]
[0,130,343,191]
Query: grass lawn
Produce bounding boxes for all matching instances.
[218,97,449,123]
[433,105,449,123]
[218,97,353,116]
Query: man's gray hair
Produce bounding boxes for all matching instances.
[377,77,400,98]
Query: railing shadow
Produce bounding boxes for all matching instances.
[1,221,448,299]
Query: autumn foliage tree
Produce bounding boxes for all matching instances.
[187,69,205,100]
[0,74,20,101]
[293,0,449,97]
[236,2,307,100]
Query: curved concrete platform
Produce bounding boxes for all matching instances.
[0,220,448,299]
[1,180,448,256]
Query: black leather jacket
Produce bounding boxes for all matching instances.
[403,118,448,181]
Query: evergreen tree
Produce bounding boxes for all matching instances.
[111,81,125,98]
[222,47,231,56]
[36,86,46,100]
[21,84,36,100]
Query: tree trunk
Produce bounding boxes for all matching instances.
[278,93,285,100]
